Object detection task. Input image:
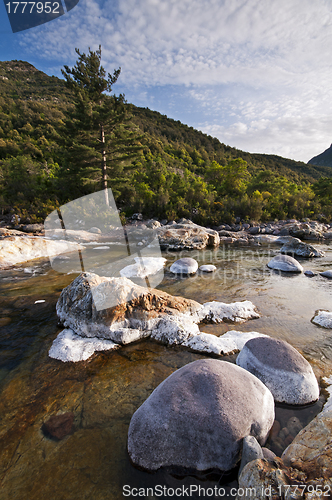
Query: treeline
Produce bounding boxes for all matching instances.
[1,60,332,225]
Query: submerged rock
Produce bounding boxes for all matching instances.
[127,359,275,472]
[267,254,303,273]
[312,310,332,329]
[236,337,319,404]
[170,257,198,274]
[120,257,166,279]
[41,412,75,440]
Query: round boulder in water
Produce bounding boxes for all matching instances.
[170,257,198,275]
[128,359,274,473]
[267,254,303,273]
[236,337,319,405]
[320,270,332,279]
[199,264,217,272]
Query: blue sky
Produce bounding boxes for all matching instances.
[1,0,332,162]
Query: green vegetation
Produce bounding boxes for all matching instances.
[0,59,332,224]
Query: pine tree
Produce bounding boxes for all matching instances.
[61,46,142,205]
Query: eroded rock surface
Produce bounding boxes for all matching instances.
[128,359,275,472]
[52,273,260,361]
[157,223,220,250]
[0,235,84,269]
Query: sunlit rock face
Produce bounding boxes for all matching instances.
[56,272,202,337]
[0,235,83,269]
[236,337,319,405]
[127,359,275,473]
[157,223,220,250]
[52,273,260,361]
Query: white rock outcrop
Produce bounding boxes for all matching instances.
[312,310,332,329]
[0,235,84,269]
[50,272,260,362]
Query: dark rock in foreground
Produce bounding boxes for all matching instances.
[41,413,75,440]
[127,359,274,473]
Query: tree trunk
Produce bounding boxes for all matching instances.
[101,124,109,206]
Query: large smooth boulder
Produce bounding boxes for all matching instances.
[170,257,198,274]
[236,337,319,404]
[267,254,303,272]
[127,359,275,472]
[157,223,220,250]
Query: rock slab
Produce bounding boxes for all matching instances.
[236,337,319,404]
[127,359,275,472]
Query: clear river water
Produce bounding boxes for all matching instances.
[0,241,331,499]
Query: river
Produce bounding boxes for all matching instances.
[0,242,331,499]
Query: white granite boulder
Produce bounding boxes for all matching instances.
[120,257,166,279]
[127,359,275,472]
[312,310,332,329]
[267,254,303,273]
[48,328,119,362]
[170,257,198,274]
[236,337,319,404]
[52,273,260,361]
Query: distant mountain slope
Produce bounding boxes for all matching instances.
[1,59,331,182]
[1,59,332,223]
[308,144,332,168]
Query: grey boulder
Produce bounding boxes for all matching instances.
[128,359,275,473]
[320,270,332,279]
[267,254,303,273]
[236,337,319,405]
[170,257,198,274]
[280,240,324,258]
[238,436,264,477]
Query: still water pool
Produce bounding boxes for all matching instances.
[0,243,331,499]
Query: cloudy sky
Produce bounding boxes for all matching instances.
[1,0,332,162]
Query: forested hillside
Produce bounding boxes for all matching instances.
[1,59,332,225]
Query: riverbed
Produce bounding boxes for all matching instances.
[0,242,331,499]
